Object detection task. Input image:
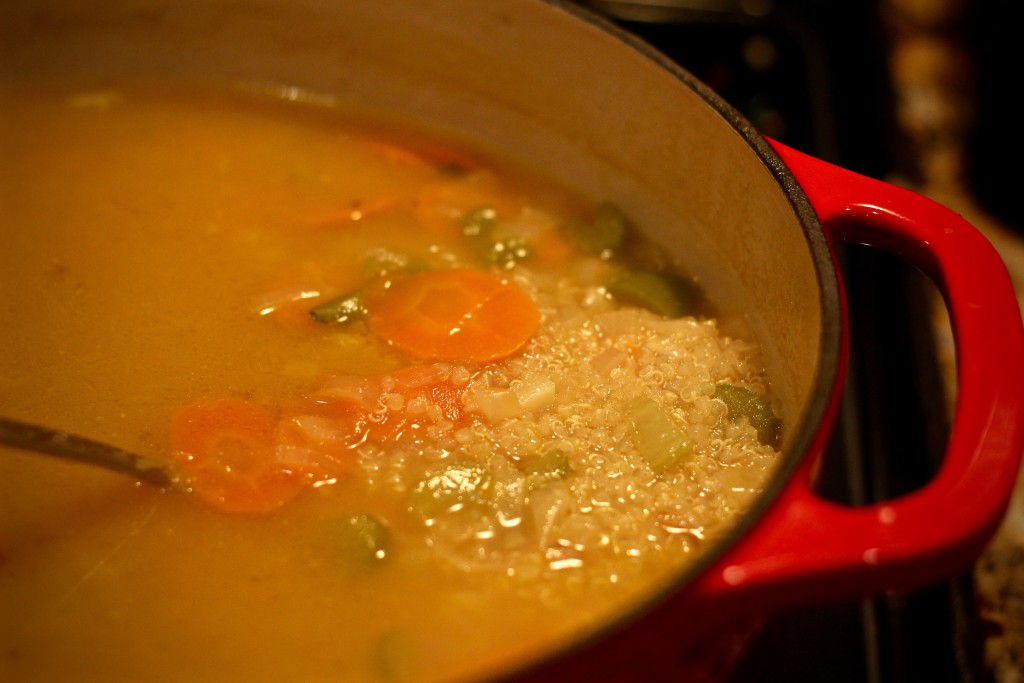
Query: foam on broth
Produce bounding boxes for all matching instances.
[0,80,781,682]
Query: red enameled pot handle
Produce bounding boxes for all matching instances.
[692,140,1024,613]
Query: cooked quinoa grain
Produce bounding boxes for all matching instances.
[351,265,781,581]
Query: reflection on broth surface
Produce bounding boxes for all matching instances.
[0,81,781,682]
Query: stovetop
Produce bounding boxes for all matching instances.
[577,1,1024,681]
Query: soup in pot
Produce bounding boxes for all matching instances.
[0,80,782,682]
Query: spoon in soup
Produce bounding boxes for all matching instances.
[0,416,178,486]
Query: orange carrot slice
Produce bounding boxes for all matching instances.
[169,397,307,514]
[273,394,370,476]
[366,269,539,363]
[385,365,467,425]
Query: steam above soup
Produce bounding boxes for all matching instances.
[1,81,781,682]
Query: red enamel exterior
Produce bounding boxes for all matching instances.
[691,140,1024,607]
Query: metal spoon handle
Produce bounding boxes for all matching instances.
[0,417,177,486]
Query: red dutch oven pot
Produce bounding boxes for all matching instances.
[5,0,1023,680]
[513,145,1024,682]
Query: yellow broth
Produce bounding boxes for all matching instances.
[0,81,781,682]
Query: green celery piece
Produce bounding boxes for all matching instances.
[326,512,391,570]
[409,460,493,518]
[522,448,570,489]
[461,205,532,267]
[607,270,699,318]
[713,384,780,446]
[628,396,692,473]
[560,201,627,255]
[309,290,366,325]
